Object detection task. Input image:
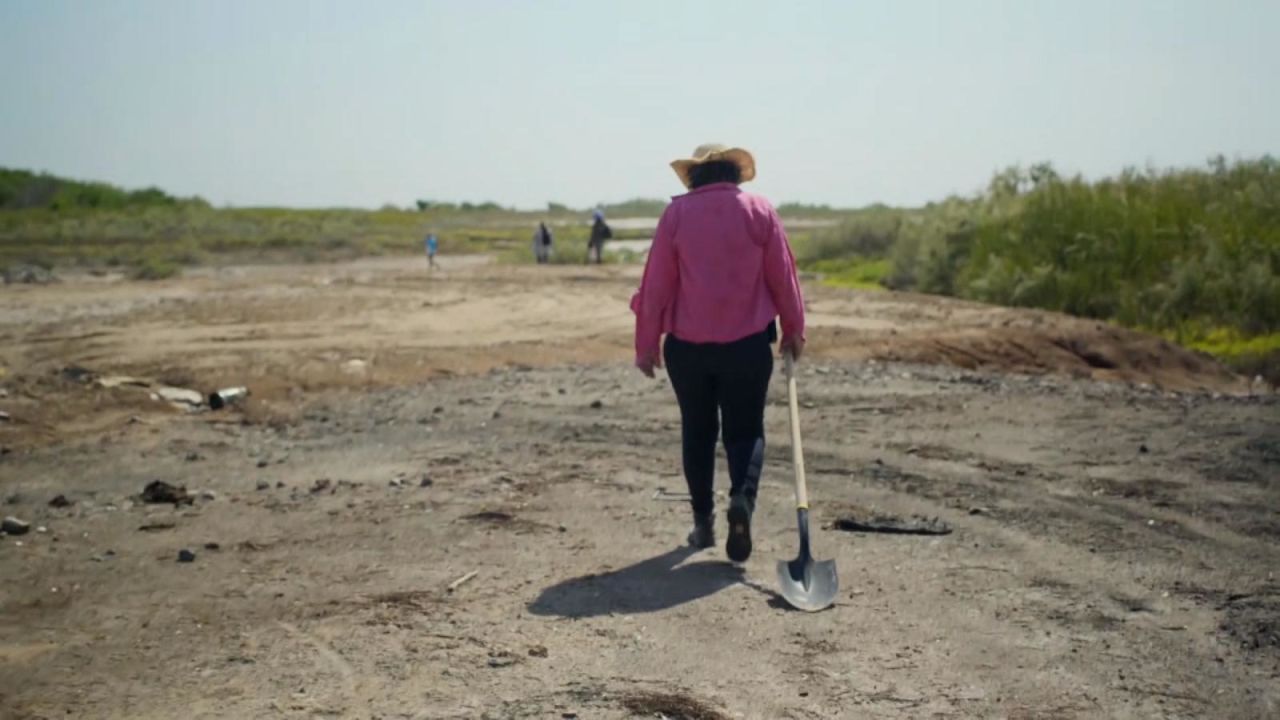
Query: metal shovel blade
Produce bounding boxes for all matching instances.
[776,557,838,612]
[775,509,838,612]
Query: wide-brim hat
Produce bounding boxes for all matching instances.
[670,143,756,189]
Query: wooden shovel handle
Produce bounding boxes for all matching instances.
[784,351,809,510]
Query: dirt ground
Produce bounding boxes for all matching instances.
[0,257,1277,719]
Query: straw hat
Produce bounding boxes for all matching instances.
[670,143,756,189]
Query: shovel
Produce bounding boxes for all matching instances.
[776,351,839,612]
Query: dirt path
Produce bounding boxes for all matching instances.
[1,257,1277,719]
[0,256,1250,449]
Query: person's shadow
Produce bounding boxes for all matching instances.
[528,546,760,618]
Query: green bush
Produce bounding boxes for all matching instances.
[128,254,181,280]
[808,257,890,290]
[958,157,1280,337]
[789,156,1279,366]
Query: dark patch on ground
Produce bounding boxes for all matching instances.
[1220,587,1280,656]
[460,509,552,534]
[619,690,730,720]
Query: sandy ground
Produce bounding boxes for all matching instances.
[0,256,1277,719]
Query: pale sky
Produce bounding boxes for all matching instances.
[1,0,1276,209]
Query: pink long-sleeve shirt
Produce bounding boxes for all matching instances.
[630,182,806,365]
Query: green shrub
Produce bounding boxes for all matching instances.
[128,254,181,280]
[808,257,890,290]
[958,157,1280,336]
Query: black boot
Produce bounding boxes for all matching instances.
[725,439,763,563]
[687,512,715,549]
[725,495,753,562]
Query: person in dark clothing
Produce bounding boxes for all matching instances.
[630,144,806,562]
[533,222,554,264]
[587,217,612,264]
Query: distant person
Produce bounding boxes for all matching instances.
[532,222,554,264]
[630,143,805,562]
[587,216,612,264]
[424,232,439,269]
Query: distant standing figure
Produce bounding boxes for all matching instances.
[533,222,554,264]
[424,232,439,269]
[587,216,612,264]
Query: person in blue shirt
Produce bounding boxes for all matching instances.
[424,232,439,269]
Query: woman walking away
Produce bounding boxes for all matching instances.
[630,143,806,562]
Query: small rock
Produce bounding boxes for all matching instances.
[589,400,604,409]
[528,645,549,658]
[185,452,203,462]
[557,388,566,395]
[558,525,567,533]
[1139,444,1149,454]
[969,507,987,516]
[4,493,22,505]
[389,478,404,488]
[49,494,73,508]
[256,480,271,491]
[310,479,332,494]
[36,525,47,534]
[204,542,221,551]
[256,459,269,468]
[486,654,517,668]
[0,410,10,422]
[141,480,192,506]
[177,549,196,563]
[433,406,444,414]
[419,476,434,488]
[2,516,30,535]
[198,490,218,501]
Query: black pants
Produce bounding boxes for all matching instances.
[663,327,774,517]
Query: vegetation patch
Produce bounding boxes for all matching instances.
[808,256,891,290]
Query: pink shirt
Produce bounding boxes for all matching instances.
[630,182,806,365]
